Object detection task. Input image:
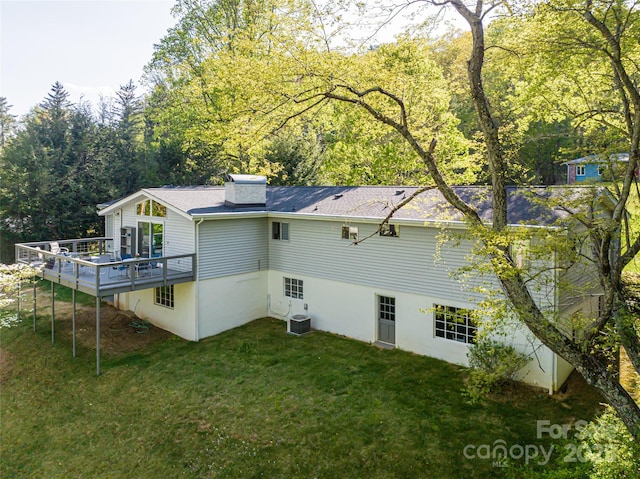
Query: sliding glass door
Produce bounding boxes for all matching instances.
[138,222,163,257]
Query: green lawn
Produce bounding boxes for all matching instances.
[1,315,602,478]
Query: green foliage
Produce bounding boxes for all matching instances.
[0,83,110,244]
[0,263,39,328]
[464,338,530,404]
[0,96,17,150]
[580,405,640,478]
[0,81,154,260]
[490,1,639,160]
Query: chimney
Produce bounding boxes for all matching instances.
[224,174,267,207]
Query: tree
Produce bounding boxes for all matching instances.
[360,0,640,439]
[0,97,17,150]
[232,0,640,439]
[110,80,147,194]
[0,83,110,247]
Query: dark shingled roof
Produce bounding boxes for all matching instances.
[143,185,583,226]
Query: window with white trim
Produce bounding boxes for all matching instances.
[137,199,166,217]
[434,304,476,344]
[284,277,303,299]
[341,226,358,240]
[272,221,289,240]
[155,285,174,309]
[576,165,586,176]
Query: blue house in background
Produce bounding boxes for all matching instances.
[563,153,636,184]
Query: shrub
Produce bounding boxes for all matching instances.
[464,338,529,404]
[580,405,640,479]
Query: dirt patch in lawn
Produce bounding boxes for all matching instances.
[489,370,605,412]
[32,287,174,357]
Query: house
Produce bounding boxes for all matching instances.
[16,175,604,392]
[563,152,637,183]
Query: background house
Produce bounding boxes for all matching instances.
[92,176,603,394]
[563,152,637,183]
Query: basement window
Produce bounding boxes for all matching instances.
[380,224,399,237]
[341,226,358,240]
[155,285,174,309]
[284,277,303,300]
[272,221,289,241]
[434,304,476,344]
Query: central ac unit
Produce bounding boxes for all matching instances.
[288,314,311,335]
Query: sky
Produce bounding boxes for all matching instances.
[0,0,176,118]
[0,0,467,119]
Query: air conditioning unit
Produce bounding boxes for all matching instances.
[288,314,311,336]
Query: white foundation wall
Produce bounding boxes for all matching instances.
[115,282,198,340]
[267,270,559,391]
[197,271,268,339]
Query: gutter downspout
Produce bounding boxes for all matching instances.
[194,218,204,341]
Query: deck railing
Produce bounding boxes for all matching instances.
[16,237,113,256]
[15,239,196,296]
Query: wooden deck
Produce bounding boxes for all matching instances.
[15,239,196,297]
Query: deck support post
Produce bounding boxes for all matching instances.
[17,279,21,320]
[51,282,55,344]
[96,296,101,376]
[72,289,77,358]
[33,278,37,332]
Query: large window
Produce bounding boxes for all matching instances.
[434,304,476,344]
[576,165,586,176]
[155,285,174,309]
[136,199,166,217]
[284,277,303,299]
[272,221,289,240]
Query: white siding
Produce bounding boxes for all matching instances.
[558,259,601,313]
[104,214,114,254]
[119,283,197,340]
[267,271,556,391]
[163,209,194,257]
[198,272,268,338]
[269,218,487,304]
[114,201,194,262]
[198,218,268,280]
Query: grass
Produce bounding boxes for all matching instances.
[36,278,96,306]
[0,311,605,479]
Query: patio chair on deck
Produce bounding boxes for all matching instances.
[149,253,162,276]
[110,254,132,278]
[135,254,161,277]
[50,242,69,255]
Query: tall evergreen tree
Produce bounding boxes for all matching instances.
[0,97,17,150]
[0,83,108,247]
